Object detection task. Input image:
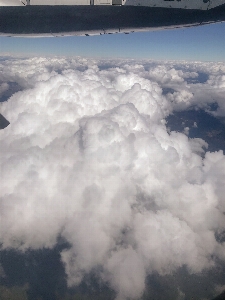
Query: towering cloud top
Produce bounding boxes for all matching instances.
[0,56,225,299]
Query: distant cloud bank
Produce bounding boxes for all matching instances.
[0,56,225,300]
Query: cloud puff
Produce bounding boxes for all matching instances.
[0,56,225,299]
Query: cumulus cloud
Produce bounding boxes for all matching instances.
[0,56,225,299]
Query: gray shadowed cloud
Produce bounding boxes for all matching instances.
[0,56,225,300]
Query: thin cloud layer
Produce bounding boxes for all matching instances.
[0,57,225,299]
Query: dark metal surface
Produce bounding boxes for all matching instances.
[212,291,225,300]
[0,114,10,129]
[0,4,225,36]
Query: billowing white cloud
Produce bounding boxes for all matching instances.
[0,56,225,299]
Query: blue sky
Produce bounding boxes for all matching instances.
[0,21,225,61]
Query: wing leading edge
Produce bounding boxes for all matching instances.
[0,0,225,37]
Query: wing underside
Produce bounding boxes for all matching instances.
[0,1,225,37]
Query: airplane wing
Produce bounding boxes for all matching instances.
[0,114,10,130]
[0,0,225,37]
[212,291,225,300]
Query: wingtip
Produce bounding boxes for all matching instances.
[0,114,10,129]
